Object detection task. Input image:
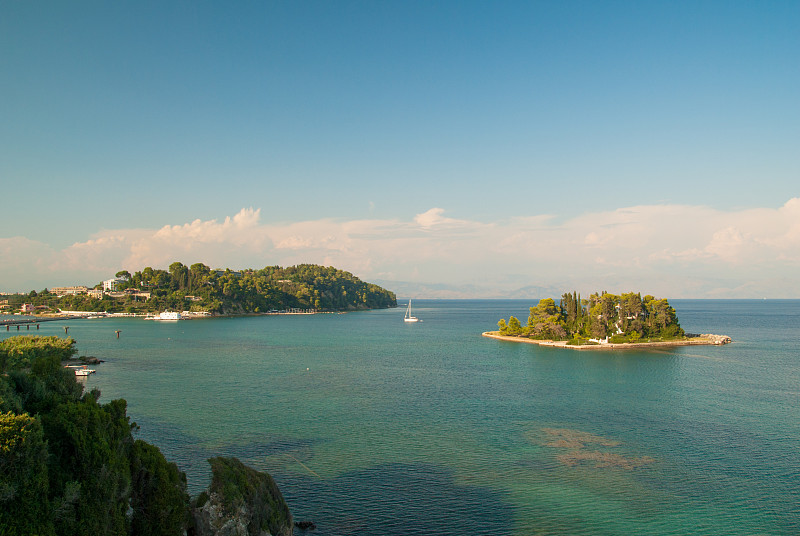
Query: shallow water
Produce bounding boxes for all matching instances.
[3,300,798,535]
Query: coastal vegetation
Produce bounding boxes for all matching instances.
[496,291,685,344]
[0,335,77,372]
[5,262,396,315]
[0,335,189,535]
[0,335,294,535]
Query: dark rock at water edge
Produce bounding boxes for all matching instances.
[64,355,104,364]
[191,457,293,536]
[294,520,316,531]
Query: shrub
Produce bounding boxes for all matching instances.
[130,440,189,536]
[0,336,77,372]
[661,324,684,339]
[0,411,53,535]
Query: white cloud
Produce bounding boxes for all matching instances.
[124,208,273,269]
[2,200,800,297]
[413,207,466,228]
[0,237,57,291]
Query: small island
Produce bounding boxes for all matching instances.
[485,291,731,350]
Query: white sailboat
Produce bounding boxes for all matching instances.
[404,300,419,323]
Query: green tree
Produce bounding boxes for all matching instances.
[0,411,54,536]
[527,298,560,326]
[506,316,523,336]
[618,292,643,332]
[168,262,189,291]
[43,397,134,536]
[497,319,508,334]
[0,336,77,373]
[0,377,23,414]
[1,346,193,536]
[129,440,189,536]
[188,263,211,292]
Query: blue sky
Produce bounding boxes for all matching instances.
[2,1,799,297]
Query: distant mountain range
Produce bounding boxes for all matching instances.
[373,280,565,300]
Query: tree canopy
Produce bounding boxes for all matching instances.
[0,335,77,373]
[11,263,397,315]
[0,336,190,535]
[497,291,685,344]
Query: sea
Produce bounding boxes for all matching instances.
[2,299,798,535]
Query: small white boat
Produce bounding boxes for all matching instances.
[65,364,95,377]
[404,300,419,323]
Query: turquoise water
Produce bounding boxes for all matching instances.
[3,300,798,535]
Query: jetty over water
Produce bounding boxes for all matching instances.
[1,313,95,328]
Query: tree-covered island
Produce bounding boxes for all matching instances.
[488,291,731,349]
[7,263,396,316]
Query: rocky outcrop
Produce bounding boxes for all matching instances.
[700,334,732,345]
[191,457,293,536]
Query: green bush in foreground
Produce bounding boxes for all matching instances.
[0,336,77,373]
[130,440,189,536]
[1,336,294,536]
[0,336,190,536]
[0,411,52,535]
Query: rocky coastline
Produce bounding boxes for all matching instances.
[190,457,296,536]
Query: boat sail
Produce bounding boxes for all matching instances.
[404,300,419,323]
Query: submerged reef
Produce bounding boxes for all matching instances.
[540,428,655,470]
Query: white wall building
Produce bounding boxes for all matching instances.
[103,278,125,291]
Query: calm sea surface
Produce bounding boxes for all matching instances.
[3,300,798,535]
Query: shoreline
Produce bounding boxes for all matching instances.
[5,307,374,323]
[481,331,732,350]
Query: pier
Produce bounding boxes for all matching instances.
[1,314,94,329]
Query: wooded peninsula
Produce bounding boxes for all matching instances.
[7,263,396,315]
[486,291,731,349]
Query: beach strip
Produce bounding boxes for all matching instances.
[481,331,731,350]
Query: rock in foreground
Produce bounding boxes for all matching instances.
[192,457,293,536]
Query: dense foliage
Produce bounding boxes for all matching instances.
[497,291,684,344]
[0,335,77,373]
[8,263,396,315]
[0,336,189,535]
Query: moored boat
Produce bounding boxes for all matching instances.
[147,311,182,321]
[404,300,419,323]
[65,364,95,376]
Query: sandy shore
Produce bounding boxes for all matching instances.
[481,331,731,350]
